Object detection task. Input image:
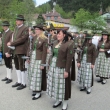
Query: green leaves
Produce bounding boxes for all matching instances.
[71,8,92,30]
[71,8,106,32]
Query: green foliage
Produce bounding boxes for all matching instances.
[35,3,52,14]
[71,9,92,30]
[0,0,36,29]
[86,13,106,33]
[55,4,73,18]
[36,14,45,25]
[55,0,110,13]
[71,8,106,32]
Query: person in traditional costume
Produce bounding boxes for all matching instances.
[77,35,96,94]
[7,15,29,90]
[46,24,57,74]
[67,32,76,81]
[27,24,48,100]
[95,31,110,84]
[1,21,13,83]
[47,29,74,110]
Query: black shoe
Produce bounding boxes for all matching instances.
[97,80,103,83]
[17,84,26,90]
[87,91,91,94]
[53,102,62,108]
[6,79,12,84]
[80,87,86,91]
[32,94,41,100]
[32,93,36,96]
[102,81,107,85]
[62,104,68,110]
[2,77,8,81]
[12,82,21,87]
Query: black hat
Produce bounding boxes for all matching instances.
[33,24,45,31]
[85,35,93,39]
[2,21,10,26]
[16,15,25,21]
[102,30,109,36]
[83,31,87,34]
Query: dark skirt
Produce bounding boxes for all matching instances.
[71,57,76,81]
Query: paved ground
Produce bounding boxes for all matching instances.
[0,62,110,110]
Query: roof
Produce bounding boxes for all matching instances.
[31,11,71,24]
[45,11,60,17]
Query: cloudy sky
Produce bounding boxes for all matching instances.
[36,0,50,6]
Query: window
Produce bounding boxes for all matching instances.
[47,17,50,20]
[54,16,58,20]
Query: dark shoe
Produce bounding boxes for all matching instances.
[102,81,107,85]
[97,80,103,83]
[53,102,62,108]
[12,82,21,87]
[32,94,41,100]
[80,87,86,91]
[87,91,91,94]
[6,79,12,84]
[62,104,68,110]
[2,77,8,81]
[17,84,26,90]
[32,93,36,96]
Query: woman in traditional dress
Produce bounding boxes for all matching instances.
[95,31,110,84]
[47,29,74,110]
[77,36,96,94]
[27,24,48,100]
[67,32,76,81]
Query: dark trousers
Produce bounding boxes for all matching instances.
[14,54,25,71]
[3,54,12,69]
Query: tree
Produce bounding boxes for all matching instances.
[86,13,106,33]
[35,3,52,14]
[49,0,110,13]
[71,8,92,30]
[0,0,11,19]
[36,14,45,25]
[55,4,73,18]
[71,9,106,32]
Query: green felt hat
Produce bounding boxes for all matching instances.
[33,24,45,31]
[102,30,110,36]
[2,21,10,26]
[16,15,25,21]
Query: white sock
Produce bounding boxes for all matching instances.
[8,68,12,79]
[21,71,26,85]
[81,86,85,89]
[54,100,61,106]
[6,68,9,78]
[34,93,41,98]
[62,100,68,109]
[103,79,107,83]
[87,87,91,92]
[81,84,85,89]
[16,70,21,83]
